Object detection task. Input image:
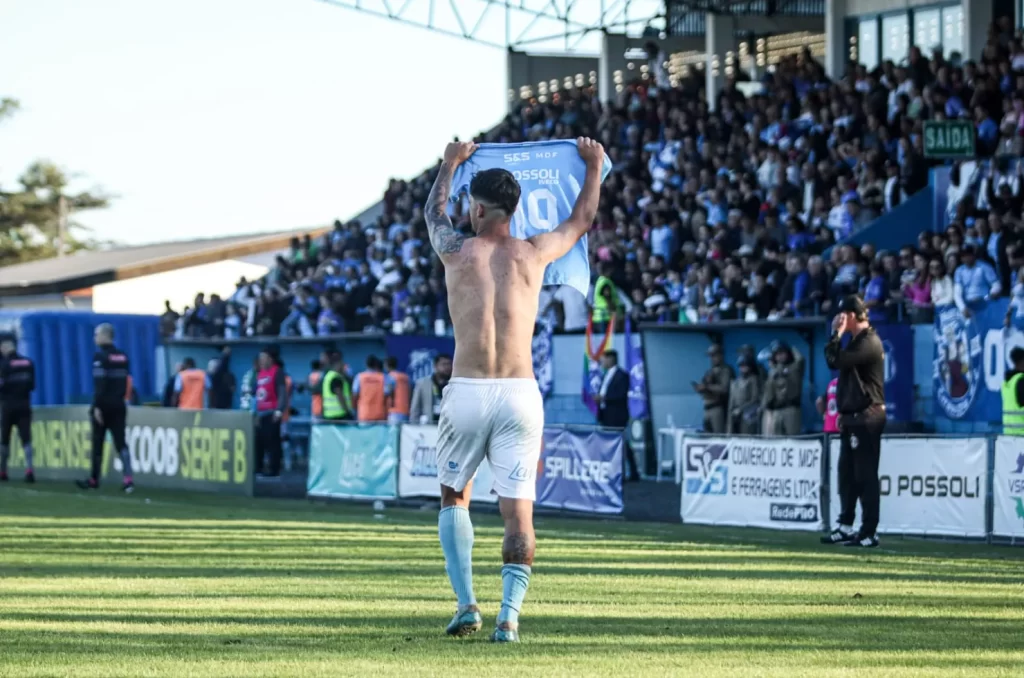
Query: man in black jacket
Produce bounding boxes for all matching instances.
[77,324,136,493]
[595,350,640,482]
[208,347,235,409]
[821,295,887,548]
[0,333,35,483]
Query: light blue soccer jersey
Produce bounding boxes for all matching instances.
[450,140,612,297]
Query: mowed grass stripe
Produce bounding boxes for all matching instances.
[1,485,1022,677]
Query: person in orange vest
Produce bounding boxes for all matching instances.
[173,357,210,410]
[353,354,388,422]
[384,356,410,424]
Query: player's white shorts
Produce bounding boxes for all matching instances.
[435,377,544,501]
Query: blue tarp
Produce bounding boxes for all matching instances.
[0,311,160,406]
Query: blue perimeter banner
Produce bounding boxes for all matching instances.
[933,299,1017,423]
[537,428,623,515]
[875,323,914,422]
[308,424,398,499]
[385,335,455,383]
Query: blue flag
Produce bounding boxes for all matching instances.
[532,317,554,399]
[624,316,649,419]
[450,140,612,297]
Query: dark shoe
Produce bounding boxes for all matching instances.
[123,482,134,494]
[843,534,879,548]
[0,471,8,482]
[24,471,35,484]
[820,527,857,545]
[76,478,99,490]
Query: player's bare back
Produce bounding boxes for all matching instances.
[444,237,543,380]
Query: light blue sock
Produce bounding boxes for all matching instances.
[23,443,34,470]
[497,563,531,626]
[438,506,476,609]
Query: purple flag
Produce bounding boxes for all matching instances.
[582,352,602,416]
[624,316,649,419]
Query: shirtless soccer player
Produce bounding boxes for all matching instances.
[425,137,604,643]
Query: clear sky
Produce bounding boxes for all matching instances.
[0,0,506,245]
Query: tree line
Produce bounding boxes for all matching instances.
[0,96,110,266]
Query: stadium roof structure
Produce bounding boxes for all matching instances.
[316,0,667,54]
[0,228,328,298]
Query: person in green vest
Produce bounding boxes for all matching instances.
[321,349,354,421]
[591,262,620,329]
[1002,346,1024,435]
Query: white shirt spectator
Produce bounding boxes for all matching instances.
[599,364,621,409]
[884,176,904,211]
[827,203,848,235]
[376,260,402,292]
[554,286,590,332]
[931,275,955,306]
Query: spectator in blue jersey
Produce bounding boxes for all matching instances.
[779,254,810,318]
[317,294,344,336]
[786,218,816,252]
[279,284,317,337]
[954,245,1002,315]
[862,260,890,323]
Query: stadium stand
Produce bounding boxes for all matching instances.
[176,20,1024,338]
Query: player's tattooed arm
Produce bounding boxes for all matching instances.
[426,141,478,257]
[425,161,466,256]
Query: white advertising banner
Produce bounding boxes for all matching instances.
[828,437,987,537]
[680,437,824,531]
[397,425,497,503]
[993,437,1024,539]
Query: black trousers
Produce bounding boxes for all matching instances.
[91,404,127,482]
[256,414,282,476]
[836,408,886,537]
[1,404,32,447]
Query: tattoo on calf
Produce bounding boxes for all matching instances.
[502,532,535,565]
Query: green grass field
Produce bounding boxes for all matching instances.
[1,485,1022,678]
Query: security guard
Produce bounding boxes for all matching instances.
[321,350,354,422]
[727,354,762,435]
[694,345,733,433]
[1002,347,1024,435]
[0,333,35,482]
[737,344,767,390]
[77,323,135,493]
[822,295,886,548]
[761,341,805,435]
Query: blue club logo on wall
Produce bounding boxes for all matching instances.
[407,349,436,382]
[933,306,982,419]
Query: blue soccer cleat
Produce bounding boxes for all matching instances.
[490,623,520,643]
[445,608,482,637]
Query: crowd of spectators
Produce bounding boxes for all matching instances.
[165,18,1024,339]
